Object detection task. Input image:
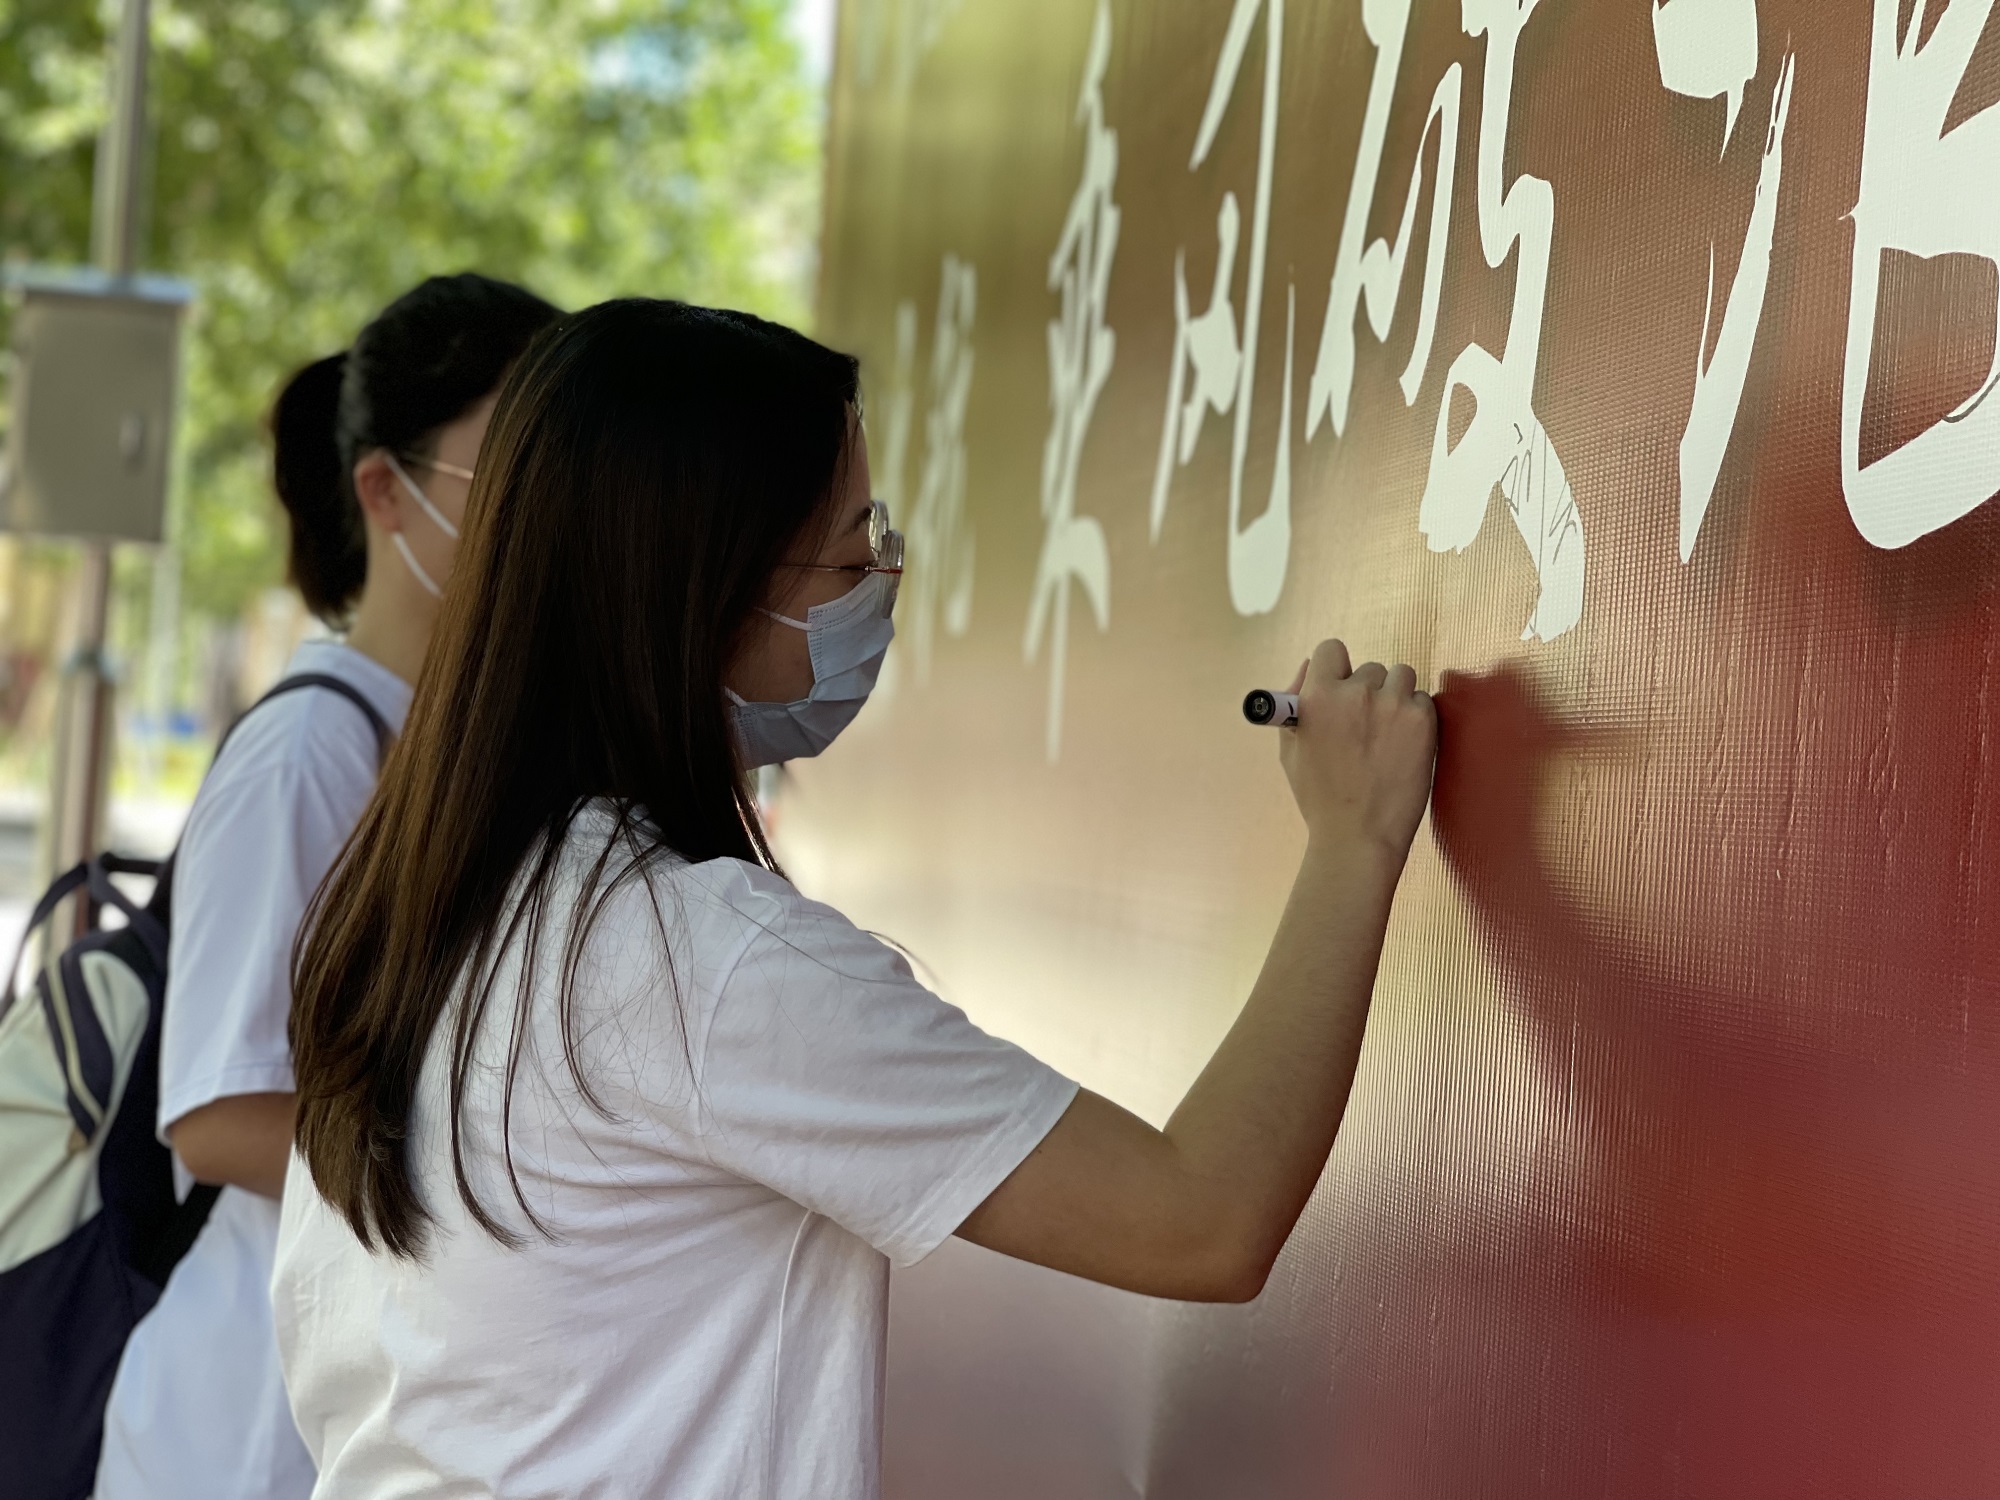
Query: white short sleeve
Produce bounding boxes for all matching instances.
[679,865,1078,1268]
[159,700,382,1134]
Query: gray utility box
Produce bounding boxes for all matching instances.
[4,267,194,543]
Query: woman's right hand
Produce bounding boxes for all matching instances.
[1278,638,1437,862]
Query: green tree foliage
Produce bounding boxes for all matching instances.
[2,0,818,620]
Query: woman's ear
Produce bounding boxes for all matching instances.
[352,451,404,533]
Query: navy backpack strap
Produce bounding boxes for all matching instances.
[84,859,167,971]
[0,862,90,1019]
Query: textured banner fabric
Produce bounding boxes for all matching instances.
[798,2,2000,1495]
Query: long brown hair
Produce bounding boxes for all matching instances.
[290,299,860,1257]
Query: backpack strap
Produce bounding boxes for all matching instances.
[1,862,92,1017]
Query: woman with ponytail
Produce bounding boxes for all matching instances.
[95,273,558,1500]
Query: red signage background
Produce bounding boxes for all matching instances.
[791,1,2000,1494]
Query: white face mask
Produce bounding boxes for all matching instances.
[727,570,897,769]
[383,452,461,600]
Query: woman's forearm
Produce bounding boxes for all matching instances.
[955,843,1407,1301]
[1159,838,1405,1289]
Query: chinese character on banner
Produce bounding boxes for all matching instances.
[1025,0,1118,763]
[1148,0,1296,618]
[1842,0,2000,549]
[861,301,920,704]
[876,300,920,528]
[1304,0,1460,446]
[852,0,969,94]
[1653,0,1794,563]
[905,255,980,686]
[1418,0,1584,644]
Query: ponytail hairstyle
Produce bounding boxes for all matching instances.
[270,273,562,626]
[293,299,861,1258]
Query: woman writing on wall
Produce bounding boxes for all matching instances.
[277,298,1436,1498]
[95,274,558,1500]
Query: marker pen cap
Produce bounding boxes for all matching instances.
[1242,690,1299,727]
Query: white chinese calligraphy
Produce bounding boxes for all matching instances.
[1025,0,1118,762]
[1149,0,1296,617]
[877,301,920,521]
[1658,0,1794,562]
[1305,0,1460,441]
[1843,0,2000,549]
[905,255,979,685]
[1418,0,1583,644]
[853,0,968,94]
[1652,0,1759,150]
[864,302,920,704]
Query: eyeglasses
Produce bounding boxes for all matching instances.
[776,502,912,612]
[393,454,476,482]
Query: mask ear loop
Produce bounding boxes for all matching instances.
[757,567,891,633]
[381,452,459,599]
[726,610,807,709]
[384,452,462,540]
[730,605,822,709]
[391,534,444,599]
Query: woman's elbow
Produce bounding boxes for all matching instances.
[1200,1254,1274,1305]
[1156,1235,1276,1304]
[166,1114,218,1182]
[166,1112,244,1189]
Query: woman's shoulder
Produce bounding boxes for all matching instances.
[559,822,845,960]
[580,846,799,943]
[547,806,898,1003]
[184,649,400,843]
[668,858,902,997]
[678,853,800,910]
[191,694,368,820]
[667,854,865,949]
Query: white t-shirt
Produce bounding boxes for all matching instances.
[273,801,1077,1500]
[96,641,410,1500]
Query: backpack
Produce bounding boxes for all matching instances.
[0,671,390,1500]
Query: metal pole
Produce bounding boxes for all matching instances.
[93,0,151,280]
[47,0,151,929]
